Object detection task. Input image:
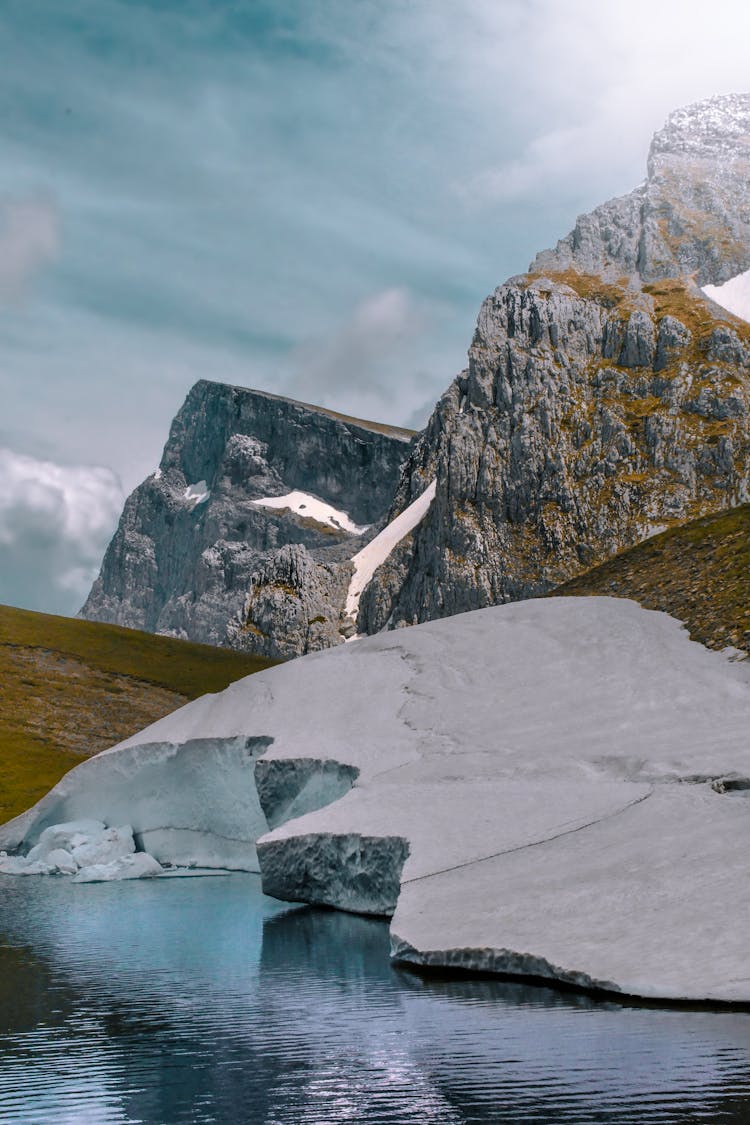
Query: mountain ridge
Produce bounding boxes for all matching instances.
[82,93,750,656]
[81,379,413,655]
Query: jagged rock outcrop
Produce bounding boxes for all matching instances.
[359,95,750,631]
[81,381,414,653]
[83,94,750,652]
[225,543,353,659]
[533,94,750,285]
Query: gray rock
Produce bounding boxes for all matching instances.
[359,276,750,632]
[81,380,413,654]
[225,543,353,660]
[532,93,750,286]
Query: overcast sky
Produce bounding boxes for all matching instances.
[2,0,750,615]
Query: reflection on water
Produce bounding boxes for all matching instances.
[1,874,750,1123]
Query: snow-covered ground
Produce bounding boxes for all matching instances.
[251,490,369,534]
[345,479,436,620]
[184,480,210,505]
[702,268,750,322]
[3,597,750,1002]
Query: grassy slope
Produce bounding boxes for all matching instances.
[553,504,750,656]
[0,605,274,824]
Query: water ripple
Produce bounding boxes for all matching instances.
[1,874,750,1123]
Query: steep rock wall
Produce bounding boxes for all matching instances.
[359,95,750,630]
[81,381,413,653]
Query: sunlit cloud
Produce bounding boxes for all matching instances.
[0,449,123,613]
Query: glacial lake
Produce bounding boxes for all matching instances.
[2,875,750,1123]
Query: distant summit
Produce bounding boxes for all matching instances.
[81,380,413,657]
[533,92,750,285]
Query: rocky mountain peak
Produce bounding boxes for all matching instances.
[650,93,750,162]
[81,380,414,655]
[83,95,750,659]
[533,93,750,287]
[359,96,750,634]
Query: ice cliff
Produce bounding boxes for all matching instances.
[4,596,750,1003]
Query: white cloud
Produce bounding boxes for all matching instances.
[0,449,123,613]
[453,0,750,210]
[285,287,436,419]
[0,197,60,302]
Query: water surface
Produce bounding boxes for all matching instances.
[1,874,750,1123]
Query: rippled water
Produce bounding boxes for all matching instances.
[1,875,750,1123]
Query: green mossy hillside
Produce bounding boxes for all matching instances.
[553,504,750,656]
[0,605,275,824]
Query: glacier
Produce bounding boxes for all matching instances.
[3,596,750,1002]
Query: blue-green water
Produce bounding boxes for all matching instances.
[2,874,750,1124]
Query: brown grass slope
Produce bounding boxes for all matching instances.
[0,605,274,824]
[553,504,750,656]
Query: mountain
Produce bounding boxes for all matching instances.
[0,602,272,823]
[82,94,750,653]
[81,380,414,657]
[359,94,750,631]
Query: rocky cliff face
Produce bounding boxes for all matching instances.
[359,275,750,630]
[81,381,414,656]
[85,94,750,655]
[359,94,750,631]
[533,94,750,285]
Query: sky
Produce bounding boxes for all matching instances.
[1,0,750,615]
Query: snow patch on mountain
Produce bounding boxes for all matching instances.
[345,479,436,621]
[184,480,210,505]
[703,269,750,323]
[4,597,750,1001]
[252,490,369,535]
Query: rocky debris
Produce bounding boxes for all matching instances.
[81,381,413,654]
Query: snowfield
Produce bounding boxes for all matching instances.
[3,596,750,1002]
[251,490,370,535]
[345,479,437,621]
[703,269,750,323]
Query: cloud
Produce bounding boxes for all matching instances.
[285,287,437,421]
[0,197,60,302]
[453,0,750,210]
[290,288,424,393]
[0,449,123,614]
